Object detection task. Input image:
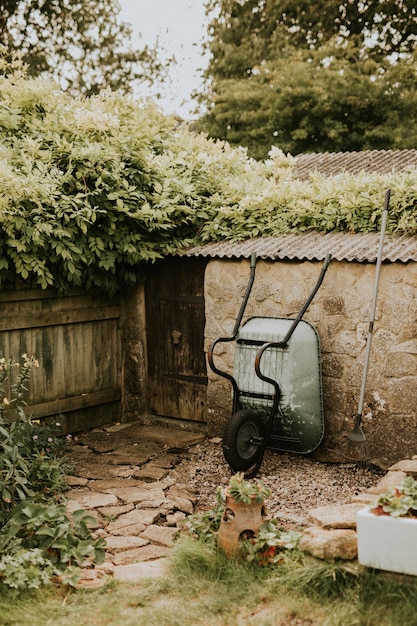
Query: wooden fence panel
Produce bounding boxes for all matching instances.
[0,287,121,433]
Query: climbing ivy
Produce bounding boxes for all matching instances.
[0,55,416,294]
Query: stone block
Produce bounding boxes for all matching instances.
[166,484,197,503]
[112,544,168,566]
[104,536,149,552]
[388,378,417,414]
[104,486,166,505]
[350,493,376,505]
[367,470,407,494]
[88,479,144,491]
[323,296,345,315]
[166,495,194,515]
[389,459,417,476]
[66,476,89,487]
[140,524,179,547]
[321,355,344,379]
[130,464,170,481]
[308,503,363,529]
[385,353,417,377]
[97,504,134,518]
[106,508,159,533]
[299,526,358,560]
[67,492,118,511]
[108,523,146,537]
[166,511,186,526]
[113,558,169,581]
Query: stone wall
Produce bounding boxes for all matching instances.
[204,258,417,468]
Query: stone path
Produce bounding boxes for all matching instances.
[64,421,206,588]
[65,420,417,588]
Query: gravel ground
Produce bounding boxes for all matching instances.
[173,438,384,525]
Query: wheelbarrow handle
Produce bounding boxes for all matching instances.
[207,252,257,378]
[255,253,332,381]
[322,253,332,272]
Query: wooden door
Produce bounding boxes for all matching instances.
[146,257,207,422]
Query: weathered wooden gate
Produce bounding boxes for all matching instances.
[0,286,121,433]
[145,257,207,423]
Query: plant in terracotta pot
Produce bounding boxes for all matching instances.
[357,476,417,575]
[217,473,271,557]
[184,473,300,564]
[226,472,271,504]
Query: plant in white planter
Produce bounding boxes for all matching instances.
[357,476,417,575]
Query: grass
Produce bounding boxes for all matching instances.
[2,536,417,626]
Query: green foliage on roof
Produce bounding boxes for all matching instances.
[0,56,416,293]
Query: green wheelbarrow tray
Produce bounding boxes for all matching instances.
[208,253,331,477]
[234,316,324,454]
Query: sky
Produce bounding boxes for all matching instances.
[118,0,209,118]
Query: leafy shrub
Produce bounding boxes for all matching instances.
[0,355,71,520]
[0,355,105,589]
[1,54,417,294]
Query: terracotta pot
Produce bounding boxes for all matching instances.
[217,487,269,557]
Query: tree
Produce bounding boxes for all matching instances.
[0,0,167,96]
[197,0,417,157]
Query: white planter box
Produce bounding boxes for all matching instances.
[357,507,417,576]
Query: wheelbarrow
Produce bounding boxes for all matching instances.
[208,253,332,477]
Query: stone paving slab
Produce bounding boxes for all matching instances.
[390,459,417,476]
[97,504,135,517]
[105,536,149,552]
[131,464,170,481]
[106,508,160,533]
[140,525,179,547]
[113,559,169,582]
[165,495,194,515]
[308,503,364,529]
[88,479,145,491]
[67,491,119,510]
[112,544,168,566]
[103,486,166,505]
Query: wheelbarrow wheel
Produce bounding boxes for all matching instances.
[223,409,264,472]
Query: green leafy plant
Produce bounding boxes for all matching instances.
[0,354,106,589]
[0,355,40,520]
[185,487,225,545]
[240,520,301,566]
[370,476,417,518]
[0,355,74,520]
[0,501,105,568]
[0,547,58,590]
[227,472,271,504]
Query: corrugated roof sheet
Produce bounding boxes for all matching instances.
[294,149,417,180]
[181,232,417,263]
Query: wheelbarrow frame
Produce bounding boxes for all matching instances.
[208,254,331,477]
